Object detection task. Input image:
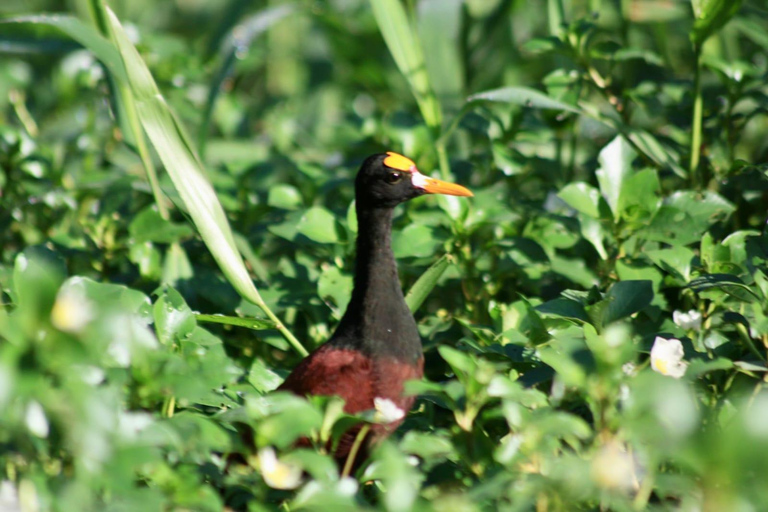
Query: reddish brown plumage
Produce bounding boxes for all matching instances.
[278,344,424,464]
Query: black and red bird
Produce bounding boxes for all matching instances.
[279,152,472,466]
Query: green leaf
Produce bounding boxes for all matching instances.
[691,0,743,45]
[393,224,440,258]
[579,215,609,260]
[642,191,735,246]
[646,247,696,281]
[590,280,653,327]
[557,182,602,218]
[536,298,588,323]
[1,15,127,83]
[687,274,760,302]
[267,184,303,211]
[405,254,452,312]
[595,136,636,221]
[619,168,661,222]
[317,265,353,316]
[468,86,582,114]
[129,206,193,243]
[154,287,196,345]
[194,314,275,330]
[296,207,339,244]
[369,0,442,129]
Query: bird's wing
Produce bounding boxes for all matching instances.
[278,344,375,413]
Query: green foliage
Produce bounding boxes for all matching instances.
[1,0,768,510]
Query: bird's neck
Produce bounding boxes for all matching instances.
[331,205,422,363]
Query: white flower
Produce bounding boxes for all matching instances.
[258,447,302,490]
[51,279,95,334]
[25,401,49,438]
[0,480,20,512]
[591,441,639,492]
[336,477,358,496]
[621,362,637,376]
[373,397,405,423]
[650,337,688,379]
[673,309,702,331]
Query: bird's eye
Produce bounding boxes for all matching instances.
[385,172,403,184]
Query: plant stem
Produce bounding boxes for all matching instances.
[162,395,176,418]
[689,44,703,188]
[436,140,451,181]
[735,323,764,362]
[256,299,309,357]
[341,424,371,478]
[9,89,38,137]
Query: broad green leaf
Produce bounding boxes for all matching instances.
[468,86,582,114]
[642,191,735,246]
[393,224,440,258]
[405,254,452,312]
[691,0,743,45]
[129,206,193,243]
[537,347,586,387]
[438,345,475,376]
[590,280,653,327]
[557,182,602,218]
[619,168,661,222]
[154,287,196,345]
[579,215,609,260]
[267,184,303,210]
[318,266,353,315]
[536,298,588,323]
[195,314,275,330]
[297,207,339,244]
[370,0,442,129]
[595,136,636,221]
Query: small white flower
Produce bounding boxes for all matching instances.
[673,309,702,331]
[591,441,639,492]
[336,477,358,496]
[75,365,105,386]
[650,337,688,379]
[373,397,405,423]
[25,401,49,438]
[258,447,302,490]
[51,280,95,334]
[621,362,637,376]
[0,480,20,512]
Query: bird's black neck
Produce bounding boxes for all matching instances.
[330,205,422,363]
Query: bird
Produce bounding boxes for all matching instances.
[278,151,472,469]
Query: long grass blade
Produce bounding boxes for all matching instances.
[369,0,442,131]
[104,6,307,356]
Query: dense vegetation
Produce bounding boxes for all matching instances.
[2,0,768,510]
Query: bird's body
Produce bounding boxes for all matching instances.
[278,152,471,467]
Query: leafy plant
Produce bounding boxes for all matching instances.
[1,0,768,510]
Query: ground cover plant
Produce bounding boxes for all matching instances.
[1,0,768,510]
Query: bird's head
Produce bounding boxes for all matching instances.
[355,152,473,208]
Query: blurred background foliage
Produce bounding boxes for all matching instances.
[1,0,768,510]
